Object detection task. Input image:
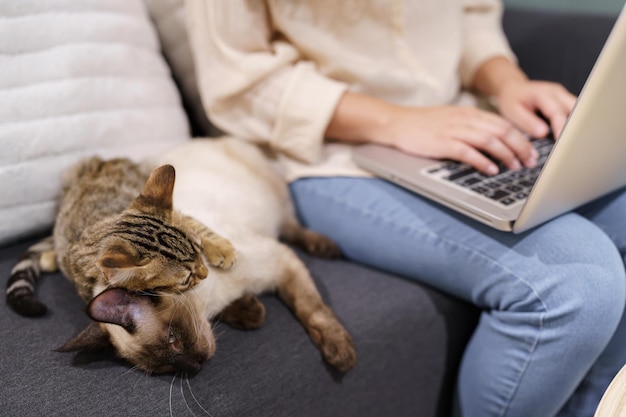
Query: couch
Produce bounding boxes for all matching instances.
[0,3,616,416]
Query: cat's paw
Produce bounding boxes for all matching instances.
[219,294,266,330]
[321,332,356,373]
[303,232,342,259]
[309,313,357,373]
[205,240,237,269]
[281,224,342,259]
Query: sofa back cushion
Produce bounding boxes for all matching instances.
[0,0,190,245]
[144,0,218,136]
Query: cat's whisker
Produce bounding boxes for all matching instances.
[183,294,204,344]
[190,292,209,346]
[167,292,186,330]
[116,364,143,383]
[186,375,213,416]
[180,371,198,417]
[169,372,178,417]
[212,323,227,342]
[132,367,151,389]
[179,372,191,416]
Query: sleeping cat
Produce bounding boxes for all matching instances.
[8,137,357,373]
[6,157,237,317]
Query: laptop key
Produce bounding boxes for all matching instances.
[471,186,490,194]
[446,167,476,181]
[500,197,516,205]
[486,190,510,200]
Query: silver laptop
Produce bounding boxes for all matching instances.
[353,5,626,234]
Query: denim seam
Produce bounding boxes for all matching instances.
[299,180,548,416]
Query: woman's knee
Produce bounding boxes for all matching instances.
[497,218,626,348]
[537,229,626,350]
[563,264,625,341]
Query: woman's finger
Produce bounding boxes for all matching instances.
[469,110,537,168]
[444,138,501,175]
[534,93,570,139]
[503,102,550,138]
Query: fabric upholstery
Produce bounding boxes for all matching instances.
[503,8,616,94]
[143,0,216,136]
[0,237,477,417]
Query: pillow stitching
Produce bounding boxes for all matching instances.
[0,38,162,58]
[0,73,173,92]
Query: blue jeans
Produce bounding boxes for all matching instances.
[290,177,626,417]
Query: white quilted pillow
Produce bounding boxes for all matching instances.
[0,0,190,245]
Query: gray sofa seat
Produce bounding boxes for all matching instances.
[0,237,476,417]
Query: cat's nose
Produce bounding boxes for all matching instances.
[177,350,210,374]
[177,356,205,374]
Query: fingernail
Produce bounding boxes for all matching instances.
[535,124,548,138]
[510,159,521,171]
[487,164,499,176]
[527,148,539,166]
[531,147,539,159]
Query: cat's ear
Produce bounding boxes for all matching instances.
[97,246,143,286]
[56,322,112,353]
[86,288,152,332]
[133,164,175,212]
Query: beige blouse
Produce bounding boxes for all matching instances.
[185,0,516,181]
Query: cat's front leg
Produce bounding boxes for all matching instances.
[274,244,356,372]
[182,215,236,269]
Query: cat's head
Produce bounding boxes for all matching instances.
[58,287,213,374]
[96,165,209,293]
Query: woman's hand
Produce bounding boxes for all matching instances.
[326,54,577,176]
[326,92,538,175]
[495,79,577,140]
[472,56,577,140]
[382,105,538,176]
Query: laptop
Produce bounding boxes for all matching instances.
[353,5,626,234]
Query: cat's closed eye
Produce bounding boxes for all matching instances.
[181,271,192,287]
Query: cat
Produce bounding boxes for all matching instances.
[6,156,237,316]
[8,137,357,373]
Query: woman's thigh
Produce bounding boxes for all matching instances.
[290,177,624,309]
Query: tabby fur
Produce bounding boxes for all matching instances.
[6,157,236,316]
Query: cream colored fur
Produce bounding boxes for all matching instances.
[146,136,356,372]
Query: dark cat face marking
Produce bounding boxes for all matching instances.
[59,288,214,374]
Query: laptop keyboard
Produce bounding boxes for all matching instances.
[424,138,554,206]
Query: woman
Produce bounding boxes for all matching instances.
[184,1,626,416]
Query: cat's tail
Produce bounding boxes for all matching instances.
[6,236,57,317]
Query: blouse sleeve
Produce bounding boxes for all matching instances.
[184,0,347,164]
[458,0,517,88]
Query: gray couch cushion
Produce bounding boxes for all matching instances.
[0,236,477,417]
